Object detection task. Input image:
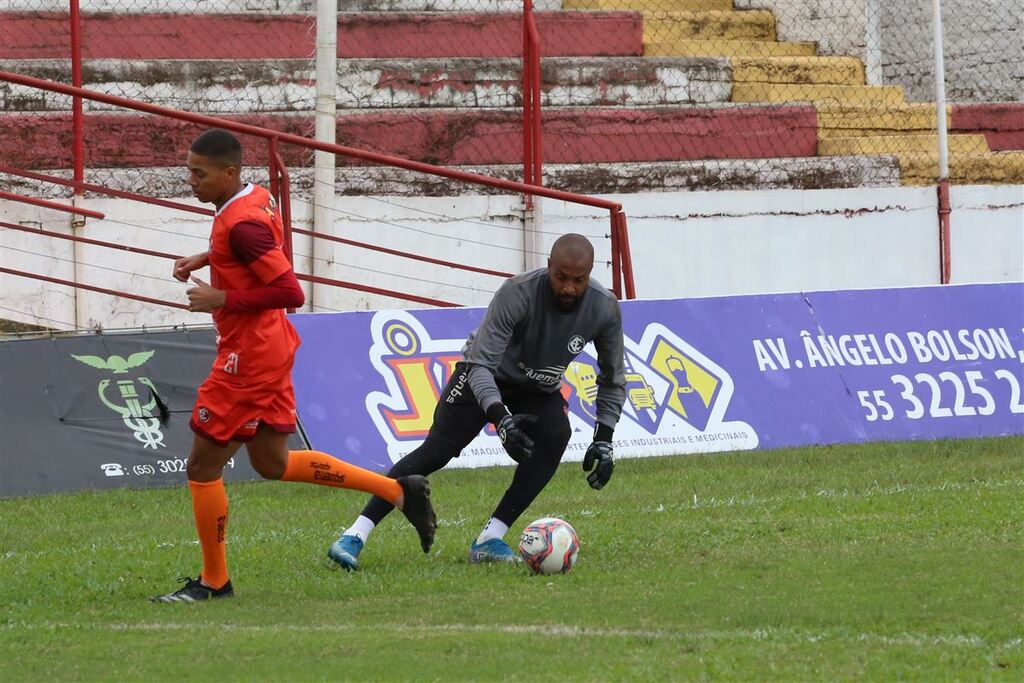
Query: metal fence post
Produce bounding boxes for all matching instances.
[313,0,338,313]
[932,0,952,284]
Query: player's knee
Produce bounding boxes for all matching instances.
[186,456,219,482]
[251,456,285,480]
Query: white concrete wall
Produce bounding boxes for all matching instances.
[949,185,1024,283]
[545,184,1024,298]
[2,185,1021,330]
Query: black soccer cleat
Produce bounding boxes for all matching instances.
[151,576,234,603]
[396,475,437,554]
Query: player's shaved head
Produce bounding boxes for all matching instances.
[190,128,243,169]
[550,233,594,266]
[547,234,594,311]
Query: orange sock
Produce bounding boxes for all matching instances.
[188,479,229,590]
[282,450,402,504]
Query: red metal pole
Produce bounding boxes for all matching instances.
[270,144,294,264]
[268,139,280,207]
[522,1,534,193]
[70,0,84,192]
[609,211,622,299]
[0,191,105,219]
[937,180,952,284]
[0,267,189,310]
[616,211,636,299]
[529,19,542,189]
[268,139,292,264]
[268,137,296,312]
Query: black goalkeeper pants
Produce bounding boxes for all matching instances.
[360,363,572,529]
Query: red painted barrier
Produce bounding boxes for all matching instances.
[0,12,643,59]
[951,103,1024,151]
[3,107,818,169]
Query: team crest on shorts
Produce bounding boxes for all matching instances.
[198,407,211,423]
[567,335,586,353]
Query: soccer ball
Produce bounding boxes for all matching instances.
[518,517,579,575]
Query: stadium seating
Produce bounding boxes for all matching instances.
[1,0,1021,190]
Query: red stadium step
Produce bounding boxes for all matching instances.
[2,107,818,168]
[0,11,643,59]
[951,103,1024,151]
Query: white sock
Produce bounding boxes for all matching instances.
[344,515,376,543]
[475,517,509,545]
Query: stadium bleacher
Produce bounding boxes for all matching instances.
[6,0,1019,193]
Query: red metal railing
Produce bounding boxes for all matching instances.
[2,165,515,281]
[267,137,293,263]
[0,191,104,219]
[522,0,542,198]
[70,0,84,192]
[0,164,211,216]
[0,266,190,310]
[0,70,636,313]
[937,180,952,284]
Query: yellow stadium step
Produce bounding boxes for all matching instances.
[818,134,991,156]
[898,151,1024,186]
[646,39,817,58]
[732,83,905,106]
[564,0,732,10]
[816,104,951,138]
[643,10,777,42]
[732,56,864,86]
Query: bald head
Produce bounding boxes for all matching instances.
[547,234,594,311]
[550,233,594,265]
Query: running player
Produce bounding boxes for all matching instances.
[153,129,435,602]
[329,234,625,569]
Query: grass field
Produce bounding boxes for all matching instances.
[2,438,1022,681]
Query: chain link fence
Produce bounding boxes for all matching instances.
[1,0,1022,194]
[579,0,1023,187]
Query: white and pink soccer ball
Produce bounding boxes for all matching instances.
[518,517,580,575]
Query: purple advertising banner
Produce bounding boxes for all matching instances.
[290,283,1024,473]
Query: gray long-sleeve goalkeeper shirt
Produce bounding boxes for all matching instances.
[463,268,626,430]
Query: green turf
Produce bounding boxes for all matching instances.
[2,438,1022,681]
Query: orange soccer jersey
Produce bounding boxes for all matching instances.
[208,184,299,382]
[191,183,301,446]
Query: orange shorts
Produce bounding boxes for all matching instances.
[190,372,296,447]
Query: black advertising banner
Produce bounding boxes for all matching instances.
[0,328,308,498]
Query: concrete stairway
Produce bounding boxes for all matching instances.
[566,0,1024,185]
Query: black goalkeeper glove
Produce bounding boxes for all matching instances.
[491,405,538,464]
[582,440,614,490]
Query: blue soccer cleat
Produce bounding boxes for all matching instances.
[328,534,364,571]
[468,538,520,564]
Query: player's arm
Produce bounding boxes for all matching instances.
[186,221,304,313]
[465,280,536,462]
[592,298,627,433]
[465,279,528,414]
[173,251,209,282]
[583,298,626,489]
